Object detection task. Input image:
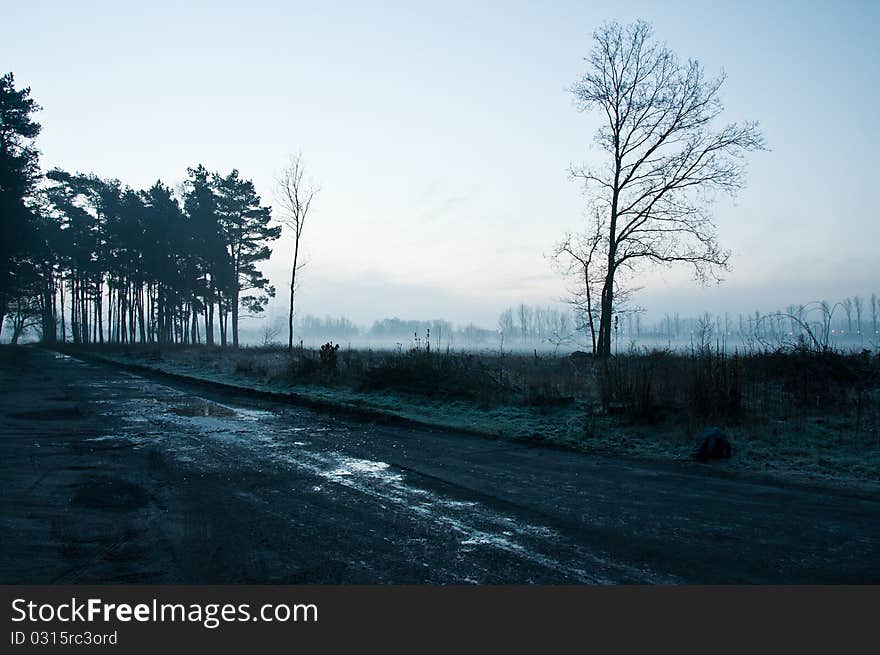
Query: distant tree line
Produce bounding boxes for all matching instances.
[366,318,453,344]
[491,297,879,354]
[297,315,360,341]
[497,304,575,348]
[617,296,879,350]
[290,316,501,350]
[0,73,280,347]
[278,307,583,352]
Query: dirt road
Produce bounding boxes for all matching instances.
[1,347,877,583]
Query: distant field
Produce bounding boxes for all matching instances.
[214,331,879,355]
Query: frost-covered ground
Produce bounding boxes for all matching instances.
[72,346,879,494]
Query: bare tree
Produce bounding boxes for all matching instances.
[497,308,514,337]
[871,293,878,336]
[545,310,574,355]
[275,153,319,350]
[517,304,532,342]
[754,302,839,353]
[552,219,604,353]
[551,223,641,354]
[261,321,282,347]
[853,295,863,337]
[842,297,853,333]
[568,20,765,356]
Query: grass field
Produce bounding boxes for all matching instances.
[65,342,880,492]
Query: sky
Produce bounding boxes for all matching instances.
[4,0,879,329]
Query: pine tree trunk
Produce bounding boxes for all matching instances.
[205,295,213,346]
[232,288,240,348]
[60,280,66,343]
[97,279,104,344]
[137,286,146,343]
[219,298,227,347]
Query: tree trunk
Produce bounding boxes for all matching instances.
[92,291,98,344]
[205,290,214,346]
[288,261,296,350]
[0,294,7,341]
[191,298,198,344]
[596,150,621,358]
[232,288,239,348]
[157,285,165,345]
[219,297,227,347]
[287,234,302,350]
[41,268,57,344]
[106,280,113,343]
[137,285,146,343]
[60,281,66,343]
[128,281,135,344]
[11,315,24,345]
[597,279,614,357]
[121,282,128,343]
[97,278,104,344]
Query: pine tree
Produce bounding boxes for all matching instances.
[0,72,43,336]
[212,170,279,347]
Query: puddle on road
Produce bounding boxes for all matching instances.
[323,458,404,483]
[82,435,123,443]
[163,396,275,423]
[171,399,238,418]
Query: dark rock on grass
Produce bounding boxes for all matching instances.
[692,426,732,462]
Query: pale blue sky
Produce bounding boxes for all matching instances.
[4,0,878,327]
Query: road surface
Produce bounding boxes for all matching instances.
[1,347,877,583]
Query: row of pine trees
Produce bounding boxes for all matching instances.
[1,73,281,347]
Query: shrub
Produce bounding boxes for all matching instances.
[286,351,320,381]
[319,342,340,373]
